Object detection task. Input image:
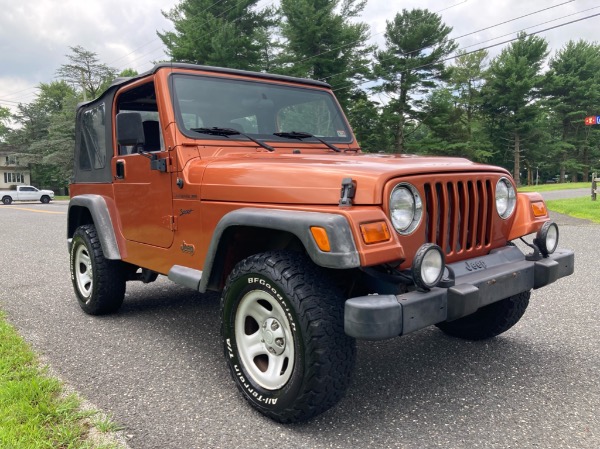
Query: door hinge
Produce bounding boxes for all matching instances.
[170,215,178,231]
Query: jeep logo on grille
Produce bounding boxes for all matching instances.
[465,260,487,271]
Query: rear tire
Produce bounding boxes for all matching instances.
[70,224,125,315]
[2,196,12,205]
[221,251,356,423]
[436,291,530,340]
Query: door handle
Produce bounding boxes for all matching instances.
[115,160,125,179]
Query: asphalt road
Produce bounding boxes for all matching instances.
[540,187,591,201]
[0,201,598,449]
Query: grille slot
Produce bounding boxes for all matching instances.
[424,179,493,257]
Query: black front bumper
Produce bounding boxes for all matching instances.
[344,246,574,340]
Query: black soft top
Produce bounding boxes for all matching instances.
[72,63,332,184]
[77,63,331,111]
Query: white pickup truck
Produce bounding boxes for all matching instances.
[1,185,55,205]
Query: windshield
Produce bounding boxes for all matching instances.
[171,74,352,143]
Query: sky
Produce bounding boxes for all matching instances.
[0,0,599,111]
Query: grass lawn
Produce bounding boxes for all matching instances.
[0,312,124,449]
[545,196,600,224]
[518,182,590,193]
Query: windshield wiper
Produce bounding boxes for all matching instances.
[191,127,275,152]
[273,131,341,152]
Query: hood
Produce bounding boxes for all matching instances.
[190,153,510,205]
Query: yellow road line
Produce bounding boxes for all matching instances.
[1,207,66,215]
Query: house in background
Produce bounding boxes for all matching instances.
[0,150,31,188]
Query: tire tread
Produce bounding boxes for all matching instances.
[221,251,355,423]
[71,224,125,315]
[436,290,530,340]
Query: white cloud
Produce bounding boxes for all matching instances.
[0,0,598,106]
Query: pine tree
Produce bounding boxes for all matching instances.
[371,8,456,153]
[543,40,600,182]
[158,0,274,71]
[481,33,548,185]
[276,0,371,108]
[56,46,116,101]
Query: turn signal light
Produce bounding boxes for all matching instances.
[310,226,331,252]
[360,221,391,245]
[531,201,548,217]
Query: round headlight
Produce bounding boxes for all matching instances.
[496,177,516,219]
[390,183,422,234]
[536,221,559,256]
[412,243,445,290]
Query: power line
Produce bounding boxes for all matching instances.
[331,11,600,93]
[320,0,579,83]
[106,0,228,68]
[118,0,264,73]
[459,4,600,53]
[293,0,470,66]
[451,0,576,43]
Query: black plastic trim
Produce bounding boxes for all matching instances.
[344,246,575,340]
[199,208,360,292]
[168,265,203,290]
[67,195,121,260]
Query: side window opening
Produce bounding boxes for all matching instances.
[116,82,163,155]
[79,103,106,171]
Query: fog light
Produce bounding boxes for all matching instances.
[535,221,559,256]
[412,244,445,290]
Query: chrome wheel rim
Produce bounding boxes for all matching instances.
[74,244,93,300]
[235,290,295,390]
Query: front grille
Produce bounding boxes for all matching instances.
[424,179,494,257]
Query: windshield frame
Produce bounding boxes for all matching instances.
[169,73,353,145]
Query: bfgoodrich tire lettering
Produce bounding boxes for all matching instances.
[221,251,356,423]
[436,290,530,340]
[70,224,126,315]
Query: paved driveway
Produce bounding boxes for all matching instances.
[0,201,598,449]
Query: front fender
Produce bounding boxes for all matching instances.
[508,192,550,240]
[198,208,361,292]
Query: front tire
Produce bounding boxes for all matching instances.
[436,291,530,340]
[221,251,356,423]
[70,224,126,315]
[40,195,50,204]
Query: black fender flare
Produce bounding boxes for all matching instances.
[67,195,121,260]
[198,208,360,292]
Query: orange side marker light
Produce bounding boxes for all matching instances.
[360,221,391,245]
[531,201,548,217]
[310,226,331,252]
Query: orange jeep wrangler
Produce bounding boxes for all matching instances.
[68,63,574,423]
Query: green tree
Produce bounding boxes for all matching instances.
[345,91,392,152]
[371,8,457,153]
[0,106,10,142]
[158,0,274,71]
[543,40,600,182]
[449,50,488,144]
[481,33,548,186]
[56,46,116,101]
[119,68,139,78]
[29,83,78,188]
[6,81,78,189]
[420,50,492,161]
[276,0,371,107]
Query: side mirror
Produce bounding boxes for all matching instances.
[116,112,145,146]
